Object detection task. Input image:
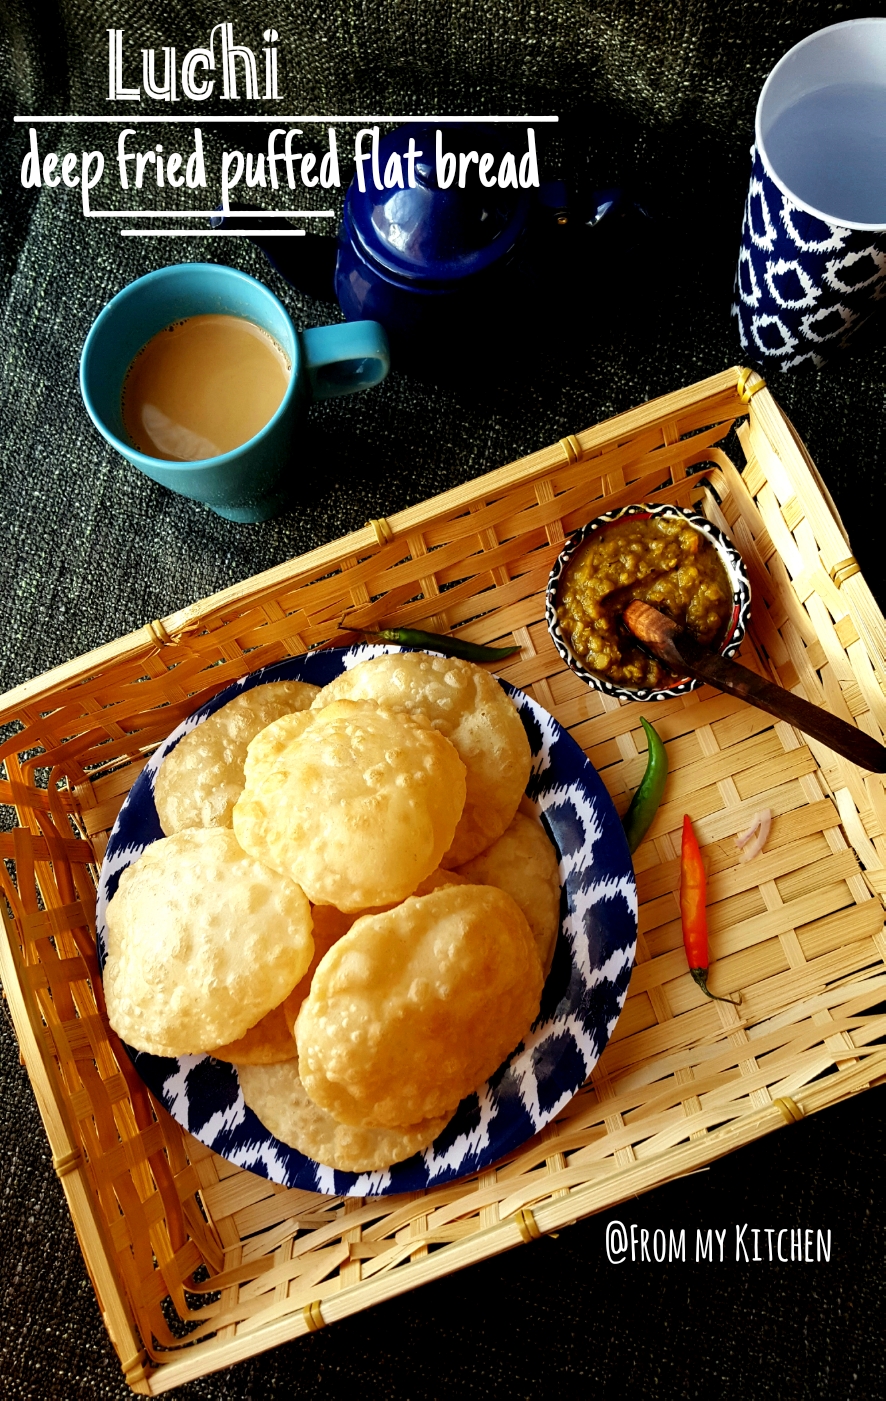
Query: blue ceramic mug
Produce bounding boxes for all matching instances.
[734,18,886,371]
[80,264,390,522]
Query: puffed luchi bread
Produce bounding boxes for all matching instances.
[295,884,543,1128]
[154,681,319,834]
[104,828,314,1057]
[457,811,561,975]
[208,898,350,1065]
[309,652,532,865]
[237,1058,446,1173]
[232,699,467,910]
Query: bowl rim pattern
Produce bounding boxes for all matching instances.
[544,501,752,703]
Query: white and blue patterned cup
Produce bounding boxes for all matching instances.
[734,18,886,371]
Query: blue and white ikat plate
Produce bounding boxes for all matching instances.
[97,646,638,1196]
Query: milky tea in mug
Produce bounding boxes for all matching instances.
[122,314,291,462]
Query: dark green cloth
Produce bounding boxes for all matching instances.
[2,3,885,1397]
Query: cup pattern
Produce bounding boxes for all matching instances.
[733,146,886,370]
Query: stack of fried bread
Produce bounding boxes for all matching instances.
[104,653,561,1173]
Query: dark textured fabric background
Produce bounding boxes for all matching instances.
[1,3,885,1397]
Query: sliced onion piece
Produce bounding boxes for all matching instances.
[735,815,761,849]
[738,808,772,863]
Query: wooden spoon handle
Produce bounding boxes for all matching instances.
[622,601,886,773]
[679,637,886,772]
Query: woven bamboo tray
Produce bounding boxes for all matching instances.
[3,365,886,1394]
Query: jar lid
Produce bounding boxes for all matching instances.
[344,123,531,284]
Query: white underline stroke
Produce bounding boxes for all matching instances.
[120,229,307,236]
[89,209,334,218]
[15,114,558,124]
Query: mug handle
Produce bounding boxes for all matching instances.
[301,321,390,401]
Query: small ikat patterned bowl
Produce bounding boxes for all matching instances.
[545,502,752,703]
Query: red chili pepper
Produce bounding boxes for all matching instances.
[680,815,741,1004]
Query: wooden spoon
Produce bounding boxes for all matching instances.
[622,600,886,774]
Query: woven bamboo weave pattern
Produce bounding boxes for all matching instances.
[1,366,885,1394]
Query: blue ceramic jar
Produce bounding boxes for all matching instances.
[334,124,532,358]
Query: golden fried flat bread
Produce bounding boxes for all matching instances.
[296,884,543,1128]
[237,1058,446,1173]
[104,828,314,1058]
[209,904,350,1064]
[209,986,303,1066]
[310,652,531,865]
[242,709,314,790]
[155,681,319,834]
[233,698,466,910]
[457,812,561,975]
[412,867,470,895]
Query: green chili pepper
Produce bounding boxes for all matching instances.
[356,627,521,664]
[622,717,669,854]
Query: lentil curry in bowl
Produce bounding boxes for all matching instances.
[545,503,751,702]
